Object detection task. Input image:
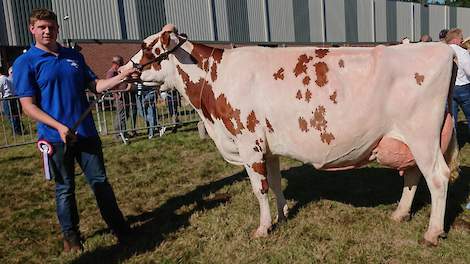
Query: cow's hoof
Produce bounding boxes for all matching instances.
[418,238,438,247]
[251,227,269,238]
[390,211,411,222]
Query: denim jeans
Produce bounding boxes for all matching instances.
[452,84,470,131]
[49,137,129,236]
[2,97,22,134]
[137,90,157,136]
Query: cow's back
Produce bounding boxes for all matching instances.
[212,43,454,169]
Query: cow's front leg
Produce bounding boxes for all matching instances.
[391,166,421,222]
[245,161,271,238]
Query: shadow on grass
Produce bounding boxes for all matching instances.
[72,164,470,263]
[282,164,470,232]
[71,170,247,264]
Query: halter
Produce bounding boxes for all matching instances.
[131,37,187,71]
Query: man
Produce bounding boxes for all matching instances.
[0,66,22,134]
[419,34,432,42]
[107,55,138,142]
[13,9,137,252]
[446,28,470,131]
[439,29,448,43]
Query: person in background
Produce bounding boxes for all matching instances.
[446,29,470,211]
[439,29,448,43]
[0,66,22,134]
[13,8,137,252]
[135,83,158,139]
[419,34,432,42]
[107,55,138,142]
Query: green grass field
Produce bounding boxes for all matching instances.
[1,124,470,263]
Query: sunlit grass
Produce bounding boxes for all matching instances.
[1,123,470,263]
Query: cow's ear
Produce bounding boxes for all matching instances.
[161,31,171,50]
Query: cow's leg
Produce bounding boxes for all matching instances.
[391,166,421,222]
[244,161,271,238]
[266,155,288,223]
[408,142,449,246]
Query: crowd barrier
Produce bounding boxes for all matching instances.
[0,86,200,148]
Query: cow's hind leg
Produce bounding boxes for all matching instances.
[408,141,449,246]
[245,160,272,238]
[391,167,421,222]
[266,155,288,223]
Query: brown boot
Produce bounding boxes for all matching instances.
[63,231,83,253]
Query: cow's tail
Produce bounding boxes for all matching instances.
[445,60,460,183]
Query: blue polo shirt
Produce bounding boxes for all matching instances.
[13,45,98,142]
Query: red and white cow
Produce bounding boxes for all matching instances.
[123,26,459,246]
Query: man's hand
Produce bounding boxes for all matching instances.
[57,124,77,144]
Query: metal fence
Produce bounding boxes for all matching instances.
[0,87,200,149]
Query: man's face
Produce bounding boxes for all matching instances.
[29,19,59,46]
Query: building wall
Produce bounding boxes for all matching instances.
[3,0,470,47]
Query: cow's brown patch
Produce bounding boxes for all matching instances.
[415,73,424,86]
[315,49,329,59]
[299,117,309,132]
[191,44,224,76]
[310,106,327,132]
[155,47,161,55]
[210,63,218,82]
[302,76,311,86]
[247,111,260,133]
[296,90,303,100]
[177,65,244,136]
[215,95,245,136]
[305,89,312,103]
[338,59,344,68]
[266,118,274,133]
[252,162,266,176]
[260,179,269,194]
[329,91,337,104]
[273,68,285,80]
[320,132,335,145]
[294,54,313,77]
[139,43,157,71]
[314,62,329,87]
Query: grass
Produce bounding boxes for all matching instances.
[1,123,470,263]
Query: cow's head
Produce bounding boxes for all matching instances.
[122,24,185,87]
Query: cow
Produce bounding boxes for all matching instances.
[122,25,459,246]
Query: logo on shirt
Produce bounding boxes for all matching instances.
[66,59,79,69]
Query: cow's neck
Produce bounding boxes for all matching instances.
[172,41,225,126]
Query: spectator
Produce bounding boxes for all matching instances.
[136,83,158,139]
[106,55,137,141]
[446,28,470,138]
[419,34,432,42]
[0,66,22,134]
[162,88,181,133]
[13,8,137,252]
[439,29,448,43]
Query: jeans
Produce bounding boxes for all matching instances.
[452,84,470,131]
[114,92,137,135]
[49,137,129,236]
[2,97,22,134]
[137,90,157,136]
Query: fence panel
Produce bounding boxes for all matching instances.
[1,87,200,148]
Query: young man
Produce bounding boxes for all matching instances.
[13,9,138,252]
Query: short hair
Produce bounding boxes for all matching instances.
[439,29,448,40]
[29,8,57,26]
[419,34,432,42]
[445,28,463,44]
[112,55,124,65]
